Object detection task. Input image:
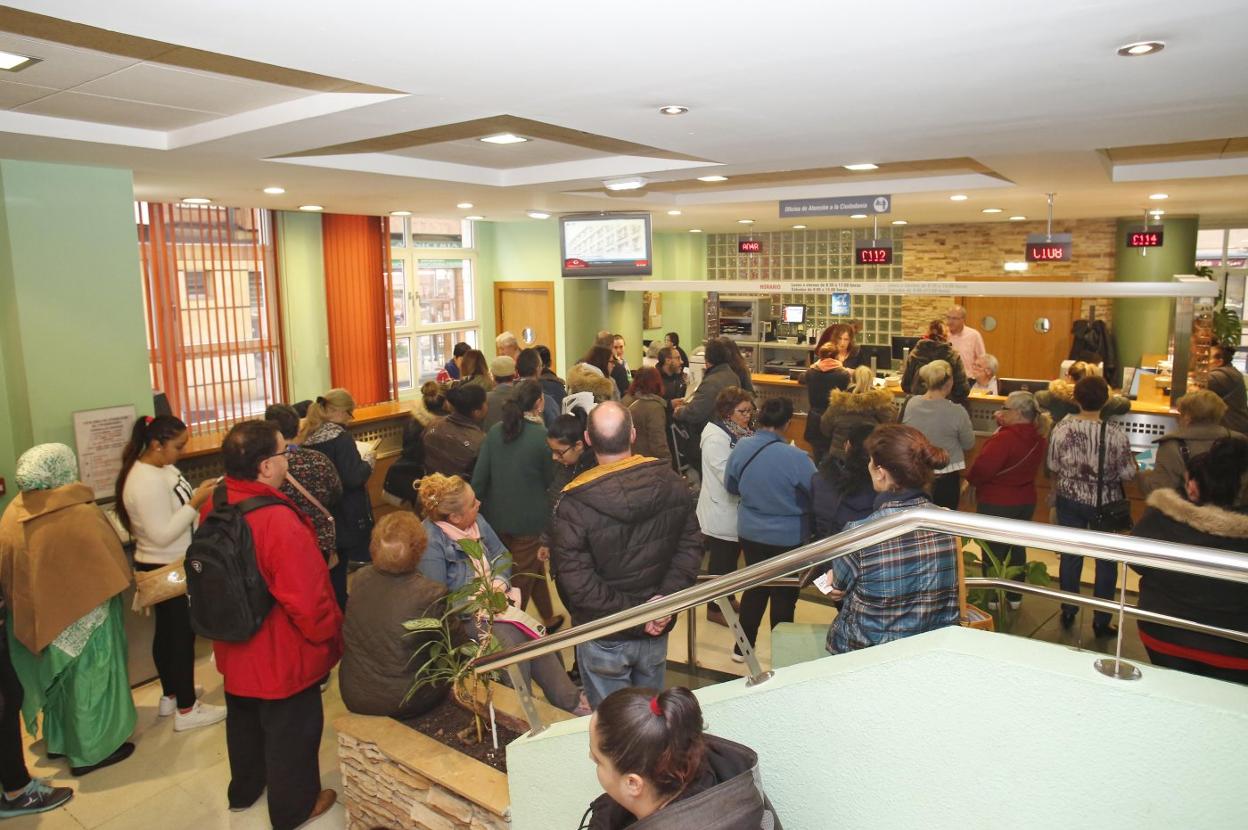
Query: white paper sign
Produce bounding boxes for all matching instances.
[73,405,137,499]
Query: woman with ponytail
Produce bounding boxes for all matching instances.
[470,380,563,631]
[824,424,961,654]
[582,686,782,829]
[116,415,224,731]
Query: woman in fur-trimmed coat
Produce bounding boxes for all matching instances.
[820,386,896,459]
[567,362,618,404]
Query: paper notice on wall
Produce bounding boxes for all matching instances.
[73,405,138,500]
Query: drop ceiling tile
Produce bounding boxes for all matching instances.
[0,33,138,90]
[0,79,57,108]
[74,63,310,115]
[15,91,219,130]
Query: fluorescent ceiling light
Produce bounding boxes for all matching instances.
[891,220,908,225]
[1009,215,1027,221]
[262,186,285,195]
[737,219,754,225]
[667,210,682,216]
[689,229,702,233]
[479,133,528,144]
[982,208,1003,214]
[949,194,968,201]
[1150,209,1165,216]
[1149,193,1169,200]
[0,50,37,71]
[181,197,212,205]
[603,176,647,191]
[456,202,474,209]
[850,214,867,219]
[526,210,551,219]
[843,163,879,171]
[1117,40,1165,57]
[1004,261,1029,272]
[792,224,807,229]
[390,210,412,216]
[464,215,484,221]
[659,105,689,115]
[697,175,728,182]
[298,204,323,212]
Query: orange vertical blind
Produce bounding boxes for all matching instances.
[321,214,396,405]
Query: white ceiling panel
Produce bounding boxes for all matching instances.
[15,91,219,130]
[0,32,138,89]
[0,78,56,108]
[392,137,610,169]
[73,63,310,115]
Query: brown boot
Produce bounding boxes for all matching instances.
[706,604,729,627]
[297,789,337,827]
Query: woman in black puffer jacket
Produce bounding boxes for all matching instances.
[900,319,970,403]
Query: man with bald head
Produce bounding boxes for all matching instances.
[550,401,702,708]
[946,305,985,377]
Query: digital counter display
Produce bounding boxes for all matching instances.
[1127,230,1164,248]
[855,244,893,265]
[738,240,762,253]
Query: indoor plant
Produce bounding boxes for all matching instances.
[964,540,1051,631]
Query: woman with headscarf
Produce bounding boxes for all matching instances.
[0,444,137,776]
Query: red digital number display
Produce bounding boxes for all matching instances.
[738,240,762,253]
[1025,242,1071,262]
[1127,231,1164,248]
[855,245,893,265]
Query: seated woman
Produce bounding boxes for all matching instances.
[341,512,460,719]
[824,424,961,654]
[1138,389,1244,497]
[0,444,137,776]
[582,686,782,830]
[417,474,587,714]
[1131,437,1248,685]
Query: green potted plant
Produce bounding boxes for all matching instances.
[1193,265,1243,348]
[964,540,1051,631]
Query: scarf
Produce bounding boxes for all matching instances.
[717,419,754,448]
[15,444,78,491]
[435,520,481,542]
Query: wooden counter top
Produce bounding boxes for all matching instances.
[182,399,418,458]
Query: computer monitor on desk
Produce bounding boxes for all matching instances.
[891,336,920,362]
[858,344,892,372]
[998,377,1051,396]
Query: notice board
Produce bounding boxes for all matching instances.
[72,404,137,500]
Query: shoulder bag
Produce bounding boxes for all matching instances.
[132,560,188,611]
[286,472,339,569]
[1090,419,1133,533]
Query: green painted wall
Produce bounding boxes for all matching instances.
[1112,216,1198,368]
[277,211,331,401]
[644,231,707,351]
[0,159,151,510]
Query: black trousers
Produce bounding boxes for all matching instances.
[931,472,962,511]
[705,534,742,579]
[136,563,198,710]
[0,631,30,794]
[976,502,1034,601]
[738,539,800,647]
[225,683,324,830]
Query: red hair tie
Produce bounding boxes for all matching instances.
[143,415,153,426]
[649,696,662,717]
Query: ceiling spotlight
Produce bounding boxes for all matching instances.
[390,210,412,216]
[949,194,969,201]
[689,229,703,233]
[982,208,1003,214]
[697,175,729,182]
[891,220,908,225]
[0,50,38,72]
[667,209,683,216]
[456,202,474,209]
[262,186,285,195]
[1009,215,1027,221]
[1117,40,1165,57]
[792,224,807,230]
[181,197,212,205]
[479,133,528,144]
[526,210,551,219]
[298,204,323,212]
[464,215,484,221]
[850,214,867,219]
[737,219,754,225]
[1149,193,1169,201]
[843,163,879,171]
[659,105,689,116]
[603,176,647,191]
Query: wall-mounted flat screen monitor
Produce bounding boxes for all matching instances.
[560,212,653,278]
[891,335,920,361]
[783,304,806,324]
[830,292,851,315]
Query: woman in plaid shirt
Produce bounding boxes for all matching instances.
[825,424,961,653]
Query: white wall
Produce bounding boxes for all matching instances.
[507,627,1248,830]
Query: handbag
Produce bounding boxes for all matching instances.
[286,473,339,569]
[494,604,547,640]
[1090,419,1133,533]
[132,560,187,610]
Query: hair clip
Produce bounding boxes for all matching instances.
[649,696,662,716]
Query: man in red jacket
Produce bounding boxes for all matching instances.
[205,421,343,829]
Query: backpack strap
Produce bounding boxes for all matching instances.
[1178,438,1190,466]
[236,494,290,515]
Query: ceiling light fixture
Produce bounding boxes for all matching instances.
[667,209,683,216]
[181,197,212,205]
[479,133,528,144]
[689,229,702,233]
[891,220,908,225]
[390,210,412,216]
[850,214,867,219]
[949,194,968,201]
[603,176,647,191]
[697,175,728,182]
[1149,193,1169,200]
[1150,209,1165,216]
[298,204,323,212]
[456,202,474,209]
[262,186,285,195]
[1009,215,1027,221]
[843,163,879,171]
[0,50,38,72]
[659,105,689,116]
[982,208,1003,214]
[1117,40,1165,57]
[737,219,754,225]
[792,224,807,230]
[464,215,484,221]
[526,210,551,219]
[1004,261,1029,272]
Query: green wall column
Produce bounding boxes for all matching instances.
[0,159,151,510]
[1112,216,1198,369]
[276,211,331,401]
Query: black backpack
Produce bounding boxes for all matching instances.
[185,486,288,642]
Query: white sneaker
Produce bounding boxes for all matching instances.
[1008,600,1022,611]
[173,700,226,732]
[159,685,205,717]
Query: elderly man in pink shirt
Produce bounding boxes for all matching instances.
[946,305,986,376]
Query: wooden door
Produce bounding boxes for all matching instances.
[494,281,556,365]
[962,295,1080,381]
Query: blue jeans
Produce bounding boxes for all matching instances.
[576,635,669,709]
[1055,497,1118,628]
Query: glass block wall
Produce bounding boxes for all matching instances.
[705,227,905,345]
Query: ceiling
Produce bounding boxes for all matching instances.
[0,0,1246,233]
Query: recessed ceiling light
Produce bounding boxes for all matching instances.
[479,133,528,144]
[737,219,754,225]
[792,224,807,230]
[1117,40,1165,57]
[659,105,689,116]
[697,175,728,182]
[1004,261,1029,272]
[949,194,969,201]
[526,210,551,219]
[298,204,323,212]
[464,215,484,221]
[1150,209,1165,216]
[603,176,647,191]
[1009,215,1027,221]
[390,210,412,216]
[850,214,867,219]
[262,186,285,195]
[181,197,212,205]
[982,208,1003,214]
[1149,193,1169,200]
[456,202,474,209]
[891,220,908,225]
[843,163,879,171]
[689,229,702,233]
[0,50,38,72]
[667,209,683,216]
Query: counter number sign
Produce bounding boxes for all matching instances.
[1126,229,1164,248]
[1025,232,1073,263]
[855,243,894,265]
[738,240,762,253]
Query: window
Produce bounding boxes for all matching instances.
[137,203,285,434]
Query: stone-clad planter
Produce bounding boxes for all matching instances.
[337,686,572,829]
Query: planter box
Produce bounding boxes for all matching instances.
[337,685,573,829]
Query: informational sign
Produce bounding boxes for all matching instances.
[1126,228,1164,248]
[855,243,894,265]
[738,239,763,253]
[73,404,137,499]
[779,194,891,218]
[1025,232,1073,262]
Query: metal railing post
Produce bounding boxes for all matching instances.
[505,664,547,736]
[714,597,773,687]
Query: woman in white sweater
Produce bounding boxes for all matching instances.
[696,386,755,627]
[115,415,224,732]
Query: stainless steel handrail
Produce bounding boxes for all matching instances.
[474,506,1248,677]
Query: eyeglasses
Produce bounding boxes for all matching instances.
[550,443,578,460]
[733,406,755,416]
[262,446,293,462]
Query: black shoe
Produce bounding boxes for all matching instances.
[1060,611,1076,630]
[1093,623,1119,639]
[70,742,135,776]
[0,778,74,817]
[544,615,565,635]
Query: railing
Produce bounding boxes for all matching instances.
[474,507,1248,733]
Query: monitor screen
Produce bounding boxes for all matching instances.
[891,335,920,361]
[560,212,653,278]
[830,292,851,315]
[997,377,1052,396]
[783,304,806,324]
[858,344,892,370]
